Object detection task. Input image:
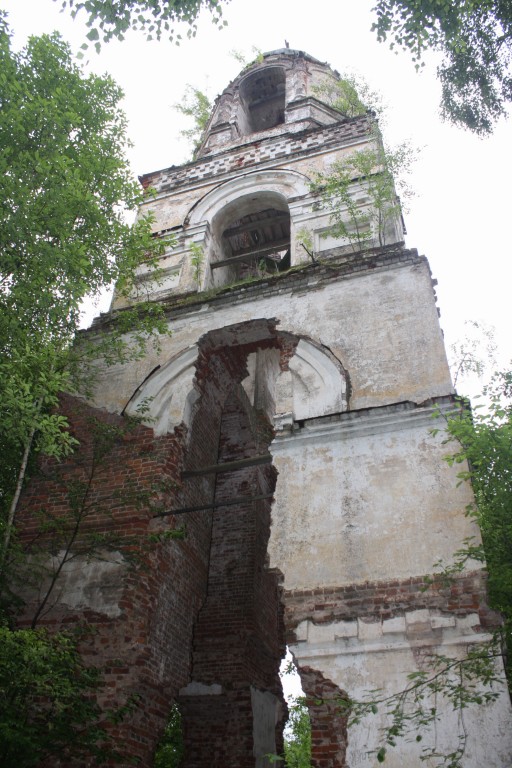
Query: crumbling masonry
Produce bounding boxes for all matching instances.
[16,50,512,766]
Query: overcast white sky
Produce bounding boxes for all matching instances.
[3,0,511,395]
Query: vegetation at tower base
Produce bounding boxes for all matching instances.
[442,369,512,682]
[153,703,185,768]
[0,621,143,767]
[0,20,169,763]
[0,625,109,767]
[372,0,512,133]
[282,699,312,768]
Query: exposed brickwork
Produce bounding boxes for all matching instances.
[180,687,253,767]
[178,332,287,767]
[140,118,370,197]
[15,393,212,766]
[16,324,290,767]
[284,571,500,643]
[299,667,348,768]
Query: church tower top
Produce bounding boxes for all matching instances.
[195,49,348,158]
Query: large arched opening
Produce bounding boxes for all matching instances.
[184,170,310,291]
[210,192,291,286]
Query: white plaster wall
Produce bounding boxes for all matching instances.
[19,550,127,618]
[268,403,477,589]
[291,614,512,767]
[251,687,281,768]
[91,259,452,418]
[133,138,373,243]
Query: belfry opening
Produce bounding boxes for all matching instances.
[210,193,291,285]
[239,66,286,134]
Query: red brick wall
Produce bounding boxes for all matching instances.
[16,393,212,766]
[299,667,348,768]
[178,351,286,767]
[283,571,499,643]
[15,322,292,767]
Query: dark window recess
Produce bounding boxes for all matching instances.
[239,67,286,133]
[212,207,291,280]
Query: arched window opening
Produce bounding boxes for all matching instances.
[223,207,290,279]
[239,67,286,134]
[210,195,291,286]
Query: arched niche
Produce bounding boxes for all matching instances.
[184,170,310,288]
[125,345,199,436]
[124,328,348,436]
[242,338,348,430]
[238,66,286,134]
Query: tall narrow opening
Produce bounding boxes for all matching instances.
[239,67,286,134]
[178,338,287,767]
[210,193,291,287]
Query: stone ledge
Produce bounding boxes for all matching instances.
[292,610,487,659]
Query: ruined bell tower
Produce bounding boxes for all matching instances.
[18,50,512,766]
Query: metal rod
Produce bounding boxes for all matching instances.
[182,453,272,478]
[154,493,275,517]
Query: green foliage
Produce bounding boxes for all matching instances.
[0,625,112,766]
[296,228,313,255]
[61,0,228,50]
[311,140,414,251]
[0,19,184,768]
[309,77,415,252]
[229,45,264,69]
[283,699,312,768]
[372,0,512,133]
[448,320,497,387]
[189,242,205,287]
[153,703,184,768]
[173,84,213,156]
[444,369,512,673]
[312,73,382,119]
[0,21,166,568]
